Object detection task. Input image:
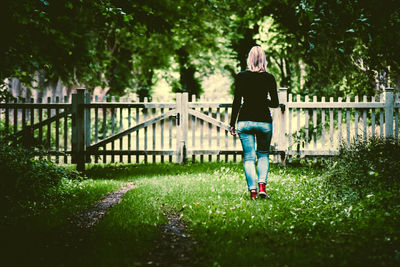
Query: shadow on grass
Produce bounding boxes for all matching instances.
[84,161,242,180]
[84,160,326,181]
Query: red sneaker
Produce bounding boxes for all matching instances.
[258,183,270,199]
[250,189,257,200]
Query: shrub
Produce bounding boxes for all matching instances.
[324,137,400,199]
[0,142,81,203]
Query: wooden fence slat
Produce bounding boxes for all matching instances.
[160,107,164,163]
[144,97,148,164]
[13,98,18,135]
[362,96,367,142]
[355,96,359,144]
[47,97,51,159]
[38,98,43,145]
[64,96,68,164]
[321,97,326,149]
[30,98,34,124]
[85,93,91,164]
[111,96,116,163]
[152,107,156,163]
[380,107,384,137]
[305,108,310,150]
[216,107,221,162]
[224,107,228,162]
[395,107,399,141]
[208,107,212,162]
[94,96,99,163]
[55,97,60,163]
[128,105,132,163]
[288,104,292,150]
[329,97,334,148]
[22,98,26,130]
[29,98,34,146]
[296,95,301,153]
[371,96,376,137]
[168,106,172,163]
[120,100,123,162]
[191,95,197,162]
[200,107,204,163]
[180,93,189,163]
[346,97,351,146]
[395,94,399,141]
[339,98,343,146]
[5,100,9,134]
[313,96,317,150]
[102,96,107,163]
[136,106,140,163]
[191,95,196,162]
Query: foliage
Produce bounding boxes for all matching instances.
[0,83,16,103]
[0,143,81,204]
[261,0,400,95]
[324,137,400,199]
[1,0,228,97]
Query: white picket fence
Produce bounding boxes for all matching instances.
[0,88,399,170]
[282,88,400,157]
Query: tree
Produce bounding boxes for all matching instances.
[260,0,400,96]
[0,0,115,87]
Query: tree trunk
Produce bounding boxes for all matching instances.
[136,69,154,101]
[176,48,202,99]
[236,25,259,71]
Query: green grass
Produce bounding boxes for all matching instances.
[2,162,399,266]
[79,162,399,266]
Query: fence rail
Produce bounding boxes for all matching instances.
[0,88,399,170]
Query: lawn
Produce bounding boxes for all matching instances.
[1,162,399,266]
[82,162,399,266]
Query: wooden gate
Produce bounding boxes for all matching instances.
[75,90,181,170]
[79,91,245,170]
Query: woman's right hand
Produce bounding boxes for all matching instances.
[229,126,237,136]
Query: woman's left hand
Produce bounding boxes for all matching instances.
[229,126,237,136]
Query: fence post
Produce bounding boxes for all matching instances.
[71,88,87,172]
[384,87,394,137]
[176,93,182,163]
[278,88,288,163]
[175,93,188,164]
[181,92,189,164]
[85,92,91,162]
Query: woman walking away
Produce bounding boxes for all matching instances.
[229,46,279,200]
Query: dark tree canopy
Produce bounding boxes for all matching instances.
[1,0,399,98]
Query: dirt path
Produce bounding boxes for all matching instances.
[70,182,136,229]
[67,182,195,266]
[148,213,196,266]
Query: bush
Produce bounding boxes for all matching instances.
[324,137,400,199]
[0,142,81,203]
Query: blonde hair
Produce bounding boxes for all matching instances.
[247,46,267,72]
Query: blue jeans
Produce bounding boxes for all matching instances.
[237,121,273,191]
